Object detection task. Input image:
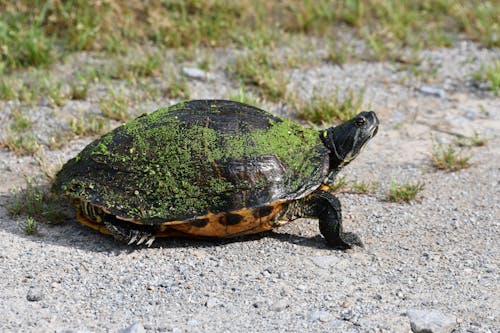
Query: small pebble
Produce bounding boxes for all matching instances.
[318,311,333,322]
[187,319,199,327]
[296,284,307,291]
[269,299,289,312]
[330,319,345,329]
[118,322,145,333]
[182,67,209,81]
[205,297,219,308]
[407,309,457,333]
[309,309,333,322]
[418,86,446,99]
[310,255,340,269]
[26,288,43,302]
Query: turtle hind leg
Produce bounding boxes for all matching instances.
[78,202,156,246]
[102,219,156,247]
[290,190,363,249]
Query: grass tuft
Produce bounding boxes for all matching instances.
[128,53,162,78]
[164,73,190,99]
[48,131,72,151]
[228,48,287,101]
[45,81,68,107]
[0,78,18,99]
[351,180,379,194]
[69,113,109,137]
[472,61,500,95]
[10,108,32,132]
[0,14,55,71]
[1,108,39,155]
[431,143,472,172]
[1,133,38,156]
[454,132,487,148]
[228,87,262,107]
[99,95,130,122]
[387,181,425,203]
[69,78,89,100]
[20,217,39,236]
[8,178,67,224]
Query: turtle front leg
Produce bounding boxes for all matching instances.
[287,190,363,249]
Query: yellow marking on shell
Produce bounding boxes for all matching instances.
[163,200,290,238]
[323,130,328,138]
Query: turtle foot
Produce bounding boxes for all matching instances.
[324,232,364,250]
[339,232,364,249]
[104,221,156,247]
[127,230,156,247]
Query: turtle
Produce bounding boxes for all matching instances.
[53,99,378,249]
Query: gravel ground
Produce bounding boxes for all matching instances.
[0,41,499,332]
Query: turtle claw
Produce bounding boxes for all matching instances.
[126,231,155,246]
[104,221,154,246]
[135,233,155,247]
[128,231,139,245]
[145,236,156,247]
[137,234,148,245]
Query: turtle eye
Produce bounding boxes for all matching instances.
[354,117,366,127]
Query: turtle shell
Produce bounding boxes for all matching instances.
[53,100,330,237]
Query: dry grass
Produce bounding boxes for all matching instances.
[69,112,109,137]
[432,143,473,172]
[1,133,39,156]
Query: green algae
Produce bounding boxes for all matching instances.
[55,101,327,221]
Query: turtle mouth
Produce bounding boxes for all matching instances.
[367,111,379,138]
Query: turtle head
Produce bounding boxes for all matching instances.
[321,111,379,169]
